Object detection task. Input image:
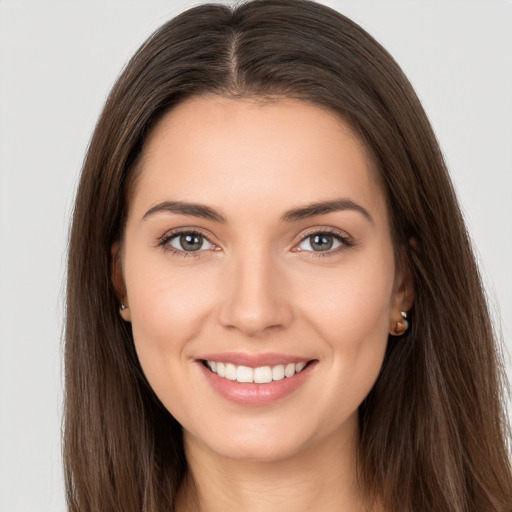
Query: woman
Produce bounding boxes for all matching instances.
[64,0,512,510]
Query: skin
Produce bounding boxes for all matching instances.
[113,95,413,512]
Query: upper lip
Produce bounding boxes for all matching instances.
[197,352,315,367]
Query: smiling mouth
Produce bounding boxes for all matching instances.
[202,360,315,384]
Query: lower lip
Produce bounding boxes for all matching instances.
[198,361,317,406]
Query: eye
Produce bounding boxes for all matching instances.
[165,231,214,252]
[295,230,350,254]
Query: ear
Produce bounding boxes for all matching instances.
[111,241,131,322]
[389,248,415,334]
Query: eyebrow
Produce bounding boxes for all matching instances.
[142,198,373,224]
[143,201,227,223]
[280,198,373,224]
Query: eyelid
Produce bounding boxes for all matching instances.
[158,227,220,256]
[291,226,353,254]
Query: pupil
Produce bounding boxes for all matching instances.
[311,234,333,251]
[180,233,202,251]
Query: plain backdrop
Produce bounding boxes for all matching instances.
[0,1,511,510]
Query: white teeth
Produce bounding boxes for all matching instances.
[236,365,254,383]
[216,362,226,378]
[272,364,285,381]
[225,363,237,381]
[295,361,306,372]
[284,363,296,378]
[206,360,309,383]
[254,366,272,384]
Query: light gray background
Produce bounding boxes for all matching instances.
[1,1,511,510]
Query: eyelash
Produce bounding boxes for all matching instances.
[157,229,212,258]
[158,227,353,258]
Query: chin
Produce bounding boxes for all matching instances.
[202,432,311,463]
[183,411,355,465]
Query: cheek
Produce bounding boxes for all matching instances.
[294,251,394,407]
[297,251,394,339]
[123,251,219,391]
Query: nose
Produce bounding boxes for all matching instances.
[217,251,293,337]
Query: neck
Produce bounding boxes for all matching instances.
[176,415,378,512]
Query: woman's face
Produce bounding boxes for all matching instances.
[115,96,411,462]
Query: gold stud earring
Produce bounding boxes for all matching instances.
[391,311,409,336]
[119,303,130,319]
[400,311,409,330]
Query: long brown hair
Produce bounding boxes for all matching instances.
[64,1,512,510]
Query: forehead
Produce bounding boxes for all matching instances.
[129,95,387,226]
